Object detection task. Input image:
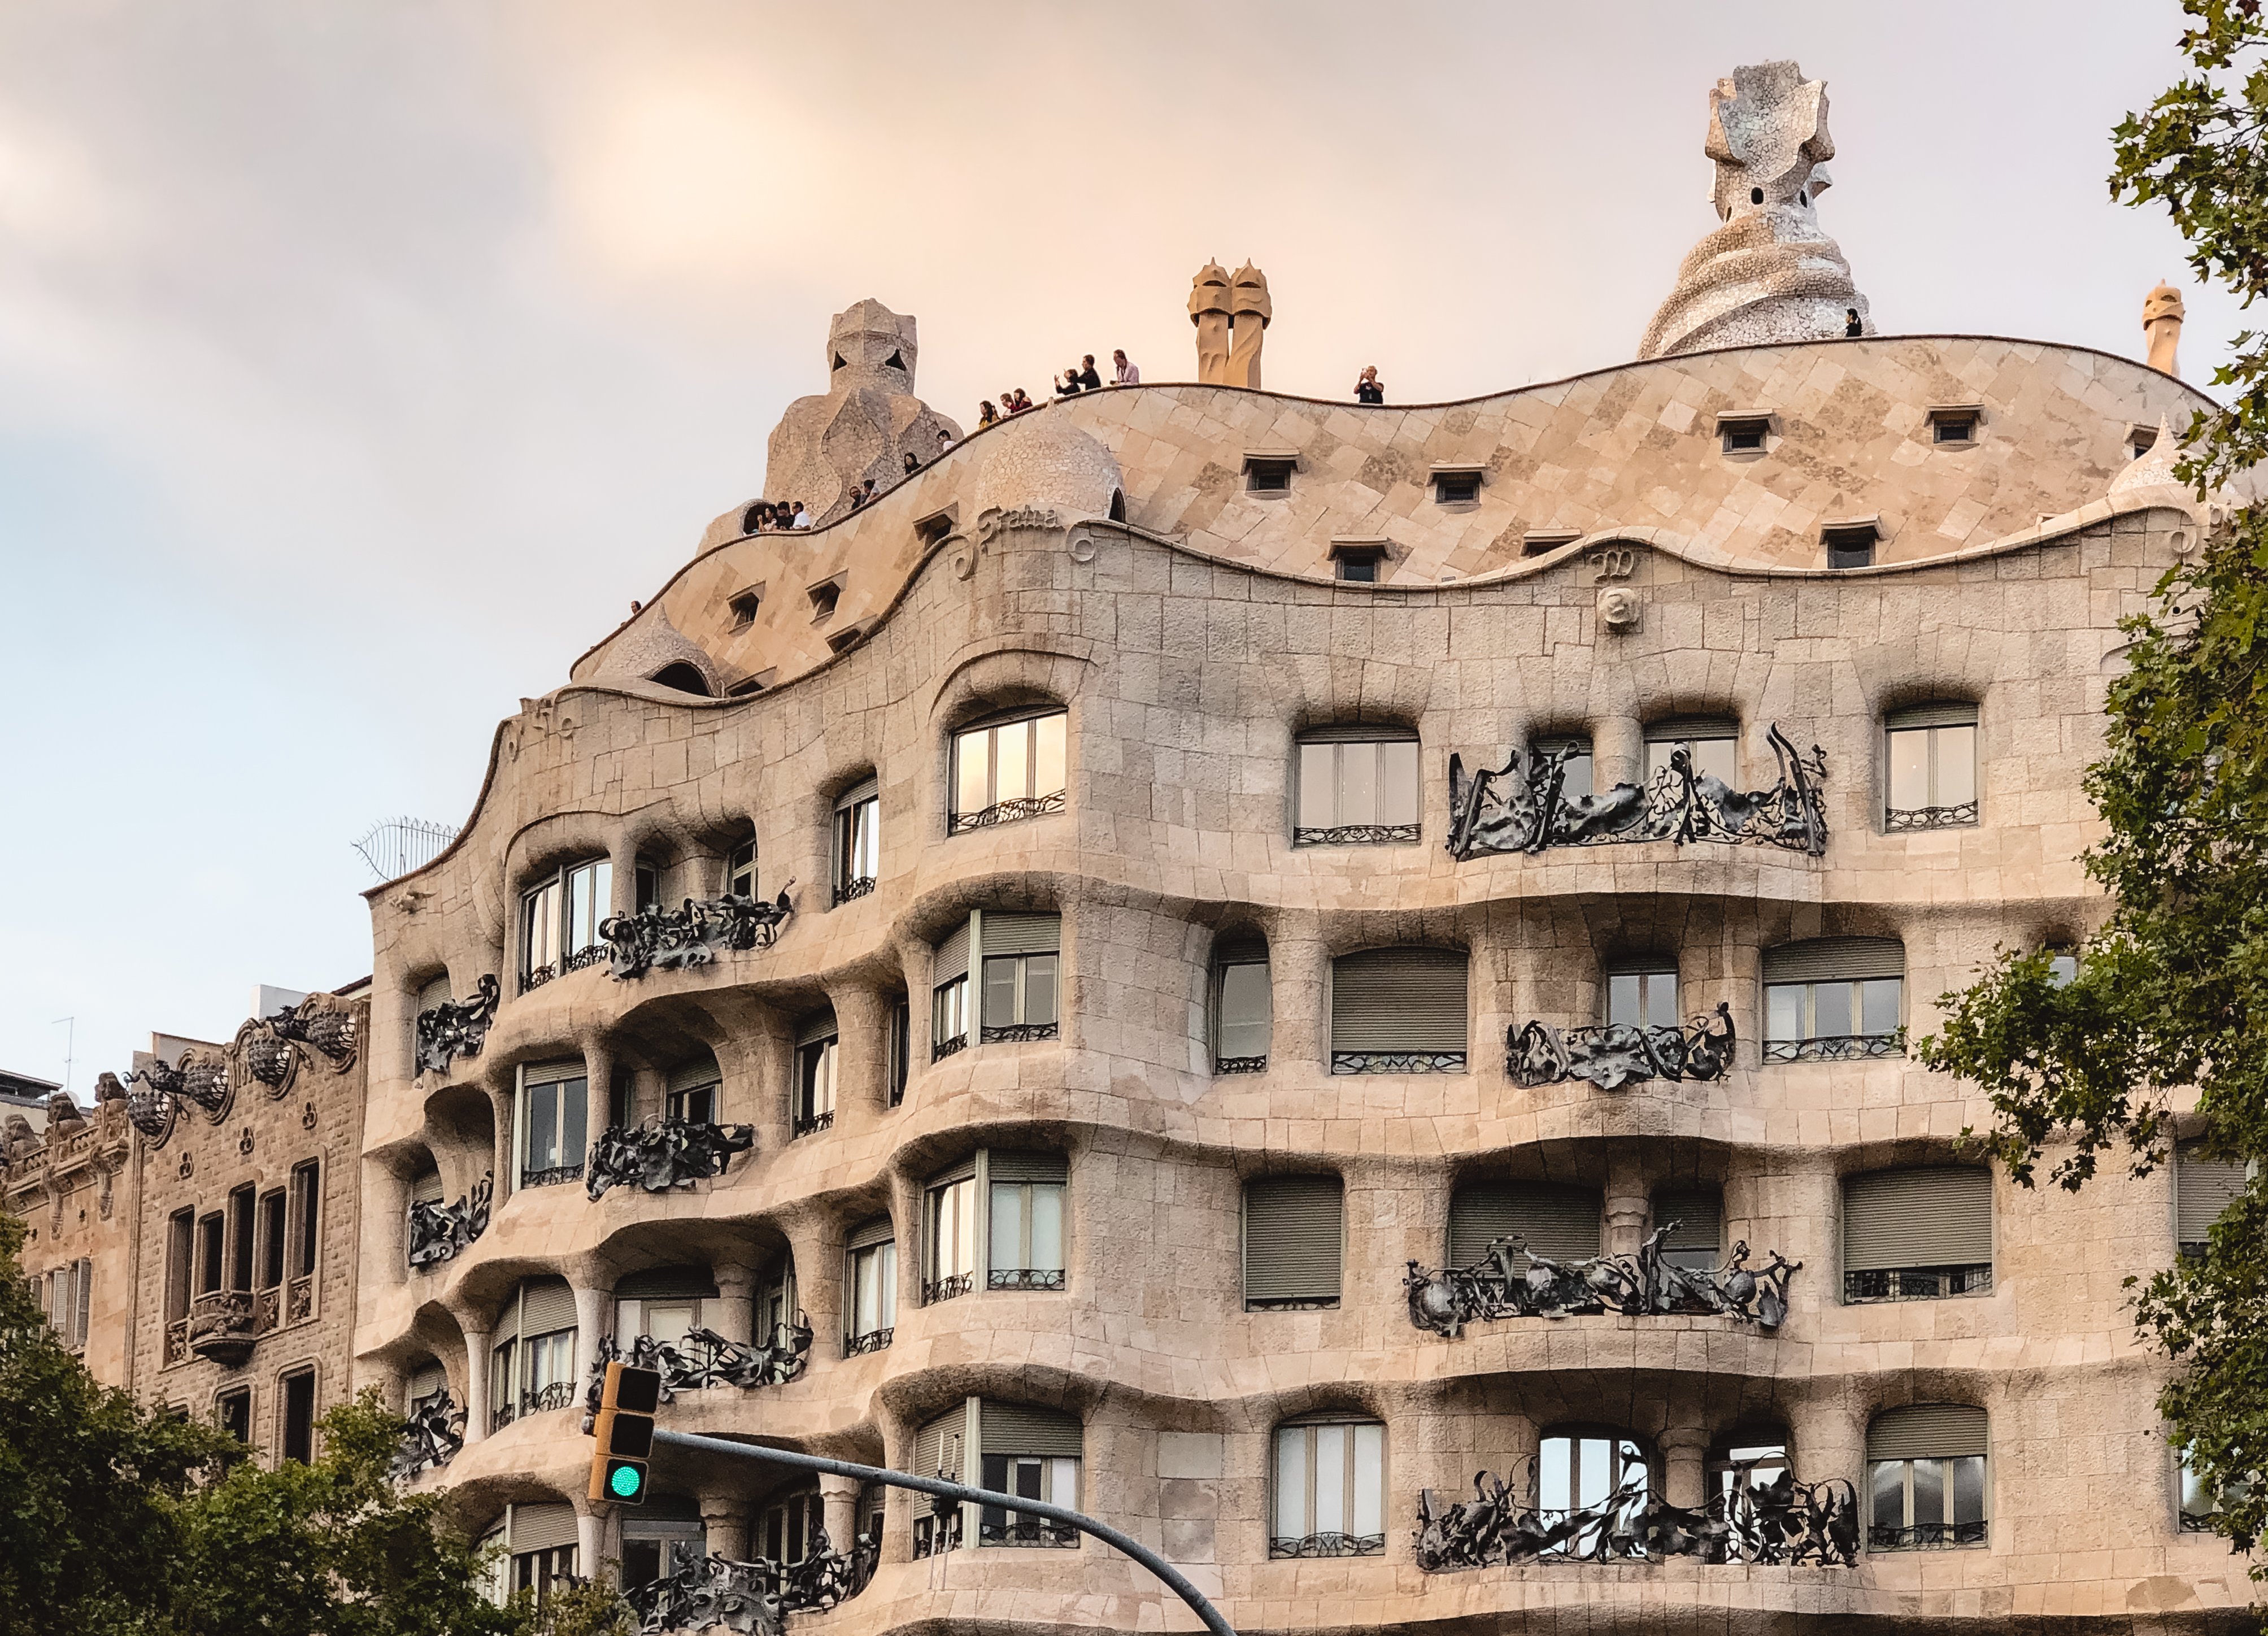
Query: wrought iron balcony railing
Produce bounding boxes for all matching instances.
[1269,1531,1385,1559]
[1294,822,1421,847]
[1763,1030,1905,1063]
[1214,1054,1267,1075]
[844,1327,893,1356]
[597,888,795,981]
[1405,1226,1800,1335]
[1843,1264,1992,1303]
[791,1108,835,1138]
[980,1021,1058,1044]
[520,1380,576,1417]
[979,1517,1079,1548]
[1885,800,1979,832]
[1332,1051,1465,1074]
[519,1162,584,1190]
[1418,1464,1858,1569]
[912,1512,962,1559]
[586,1119,754,1199]
[987,1268,1065,1291]
[412,976,500,1078]
[833,875,877,906]
[1509,1004,1735,1090]
[931,1034,968,1062]
[489,1402,516,1432]
[629,1531,875,1631]
[389,1390,466,1481]
[924,1272,974,1305]
[407,1173,494,1269]
[1869,1520,1987,1550]
[948,789,1066,835]
[585,1322,812,1401]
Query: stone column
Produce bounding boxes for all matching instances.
[491,1086,515,1203]
[782,1215,844,1361]
[573,1279,613,1383]
[819,1472,861,1555]
[710,1265,757,1348]
[608,834,642,918]
[700,1496,751,1563]
[575,1504,604,1582]
[462,1326,491,1444]
[1595,715,1643,793]
[583,1041,615,1156]
[830,984,888,1120]
[1797,1390,1871,1496]
[1658,1425,1711,1510]
[1604,1149,1649,1258]
[1270,921,1329,1072]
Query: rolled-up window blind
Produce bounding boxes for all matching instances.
[980,1401,1083,1457]
[1843,1168,1992,1271]
[667,1056,721,1093]
[835,775,880,810]
[523,1059,585,1087]
[929,1156,978,1189]
[516,1275,577,1335]
[1449,1185,1600,1267]
[915,1406,967,1481]
[408,1169,445,1206]
[1330,948,1468,1054]
[983,913,1061,956]
[1867,1403,1988,1461]
[1243,1176,1344,1304]
[510,1502,578,1552]
[1762,938,1905,984]
[846,1216,894,1253]
[1885,702,1979,730]
[415,974,451,1013]
[2178,1142,2247,1246]
[1215,936,1269,966]
[986,1151,1068,1185]
[1646,715,1738,741]
[796,1012,840,1047]
[1651,1190,1722,1256]
[407,1361,446,1400]
[934,922,972,985]
[614,1264,719,1300]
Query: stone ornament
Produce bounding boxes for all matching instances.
[1596,585,1641,632]
[761,298,963,525]
[1509,1002,1736,1090]
[404,1172,492,1270]
[1189,259,1270,388]
[1638,61,1871,358]
[584,1115,755,1199]
[412,974,499,1080]
[597,888,794,980]
[1404,1224,1800,1335]
[390,1389,466,1481]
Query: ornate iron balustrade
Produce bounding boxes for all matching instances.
[988,1268,1065,1291]
[1405,1226,1800,1335]
[390,1389,466,1481]
[1333,1051,1465,1075]
[585,1324,813,1403]
[1843,1264,1991,1303]
[520,963,556,995]
[1510,1004,1736,1090]
[1763,1030,1904,1063]
[979,1517,1079,1548]
[188,1290,259,1367]
[413,976,500,1078]
[833,875,877,906]
[948,789,1066,834]
[1295,822,1422,847]
[1270,1531,1385,1559]
[980,1022,1058,1044]
[1417,1462,1858,1569]
[629,1530,877,1635]
[1885,800,1979,832]
[912,1511,962,1559]
[599,888,795,981]
[586,1119,754,1200]
[406,1173,493,1269]
[924,1272,973,1304]
[1869,1520,1987,1551]
[1246,1295,1338,1312]
[489,1402,516,1432]
[520,1162,584,1190]
[123,1050,232,1141]
[521,1380,576,1416]
[844,1327,893,1356]
[791,1108,835,1138]
[931,1034,968,1062]
[1447,724,1827,861]
[1214,1054,1267,1075]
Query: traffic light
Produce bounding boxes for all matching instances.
[587,1361,660,1505]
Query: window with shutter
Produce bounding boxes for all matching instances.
[519,857,610,994]
[794,1016,838,1136]
[980,913,1061,1043]
[1649,1190,1722,1269]
[1244,1176,1344,1309]
[988,1153,1068,1290]
[1643,717,1738,787]
[834,776,881,905]
[978,1402,1082,1547]
[912,1404,970,1557]
[950,709,1069,834]
[1330,947,1468,1073]
[1843,1167,1992,1301]
[507,1500,580,1601]
[667,1053,721,1125]
[491,1277,578,1428]
[415,973,451,1016]
[933,920,972,1060]
[2177,1141,2247,1255]
[1448,1184,1601,1268]
[615,1264,719,1346]
[1213,939,1272,1073]
[406,1360,447,1409]
[1270,1418,1386,1557]
[925,1159,979,1303]
[1884,702,1979,831]
[1866,1405,1988,1550]
[1295,728,1421,845]
[1763,938,1905,1061]
[844,1218,897,1354]
[517,1061,589,1188]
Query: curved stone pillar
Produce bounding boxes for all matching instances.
[1595,715,1643,793]
[1659,1425,1711,1510]
[700,1496,751,1562]
[1270,925,1328,1072]
[575,1503,604,1582]
[830,984,889,1121]
[462,1326,491,1444]
[710,1265,757,1348]
[782,1215,844,1361]
[819,1472,861,1556]
[573,1279,612,1383]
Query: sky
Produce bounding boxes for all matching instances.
[0,0,2240,1097]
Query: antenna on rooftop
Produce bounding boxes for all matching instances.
[352,817,460,884]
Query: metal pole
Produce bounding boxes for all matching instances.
[648,1427,1235,1636]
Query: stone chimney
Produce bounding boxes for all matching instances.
[2144,281,2184,377]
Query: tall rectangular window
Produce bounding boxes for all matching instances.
[1867,1406,1988,1549]
[216,1387,252,1445]
[1295,730,1420,845]
[977,1402,1082,1547]
[795,1019,839,1136]
[667,1058,719,1126]
[950,711,1068,833]
[925,1163,979,1303]
[887,996,911,1106]
[258,1190,287,1291]
[1843,1167,1993,1302]
[724,838,757,898]
[520,858,611,991]
[197,1212,224,1296]
[518,1063,589,1188]
[280,1369,316,1464]
[1213,938,1271,1073]
[2177,1141,2248,1258]
[166,1209,194,1321]
[834,778,881,904]
[1604,961,1678,1029]
[1271,1420,1386,1557]
[978,913,1061,1043]
[1243,1175,1343,1311]
[987,1153,1068,1291]
[1650,1190,1723,1270]
[1533,736,1594,802]
[227,1186,256,1294]
[290,1162,320,1282]
[844,1219,896,1352]
[933,921,972,1060]
[1643,717,1738,788]
[1885,703,1979,830]
[1764,938,1904,1061]
[1329,947,1468,1073]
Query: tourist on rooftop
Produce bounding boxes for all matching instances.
[937,428,954,452]
[1113,349,1139,385]
[791,501,812,528]
[1845,307,1862,338]
[1354,366,1385,404]
[977,399,1000,427]
[903,450,920,474]
[1055,368,1083,397]
[1009,389,1034,413]
[1078,355,1103,391]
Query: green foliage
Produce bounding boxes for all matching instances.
[1922,0,2268,1571]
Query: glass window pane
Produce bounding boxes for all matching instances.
[1860,978,1903,1035]
[2182,1450,2214,1517]
[1871,1460,1905,1530]
[1935,725,1977,806]
[1538,1437,1572,1512]
[1378,739,1420,826]
[1218,963,1272,1057]
[1559,750,1594,802]
[527,1084,558,1169]
[1912,1457,1946,1526]
[1644,740,1674,784]
[1888,729,1930,812]
[1692,737,1738,787]
[990,1184,1024,1273]
[1050,1457,1078,1511]
[1337,742,1377,826]
[1298,744,1336,828]
[647,1302,694,1348]
[1765,984,1804,1042]
[560,1078,587,1163]
[1024,954,1059,1026]
[855,802,880,876]
[1312,1425,1347,1534]
[955,730,990,816]
[1030,1184,1064,1269]
[1813,981,1853,1040]
[1577,1438,1610,1509]
[1951,1456,1985,1525]
[816,1042,837,1114]
[983,958,1018,1028]
[1273,1428,1308,1537]
[1352,1424,1384,1536]
[996,721,1029,803]
[1607,973,1642,1027]
[1034,713,1067,797]
[1644,972,1679,1029]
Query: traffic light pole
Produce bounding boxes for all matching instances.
[646,1427,1237,1636]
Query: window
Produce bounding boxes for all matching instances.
[932,921,971,1059]
[1522,529,1581,556]
[887,995,911,1106]
[608,1071,633,1130]
[1709,1434,1789,1501]
[1244,454,1296,493]
[989,1153,1067,1291]
[1650,1189,1722,1270]
[845,1219,896,1352]
[503,1503,579,1603]
[490,1277,578,1427]
[2130,421,2160,459]
[915,508,956,547]
[761,1490,826,1563]
[981,913,1061,1043]
[667,1055,719,1125]
[1823,521,1879,568]
[1213,938,1272,1073]
[1329,947,1468,1073]
[825,623,867,655]
[833,777,881,904]
[620,1501,704,1590]
[925,1160,979,1303]
[165,1209,193,1323]
[1843,1167,1992,1302]
[520,857,610,991]
[42,1258,91,1350]
[1867,1405,1987,1549]
[1536,1430,1649,1553]
[1271,1419,1386,1557]
[1244,1174,1343,1311]
[650,662,710,695]
[950,710,1068,832]
[635,860,660,911]
[1764,937,1905,1061]
[197,1212,224,1296]
[728,588,761,631]
[794,1015,838,1135]
[1719,415,1770,454]
[2177,1141,2247,1258]
[227,1185,255,1293]
[1884,703,1979,830]
[413,972,451,1021]
[289,1161,319,1283]
[1604,959,1677,1029]
[406,1360,447,1414]
[978,1402,1082,1547]
[1643,717,1738,788]
[615,1265,717,1350]
[912,1407,969,1556]
[1295,728,1420,845]
[258,1189,286,1291]
[216,1387,252,1445]
[1329,539,1386,583]
[2179,1442,2250,1531]
[1431,467,1482,504]
[1533,735,1594,801]
[725,837,758,898]
[517,1061,589,1187]
[280,1369,316,1463]
[758,1259,799,1351]
[1448,1184,1600,1268]
[2048,948,2079,987]
[807,577,842,621]
[1927,405,1980,445]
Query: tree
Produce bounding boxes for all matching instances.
[1919,0,2268,1569]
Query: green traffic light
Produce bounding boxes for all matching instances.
[608,1460,646,1499]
